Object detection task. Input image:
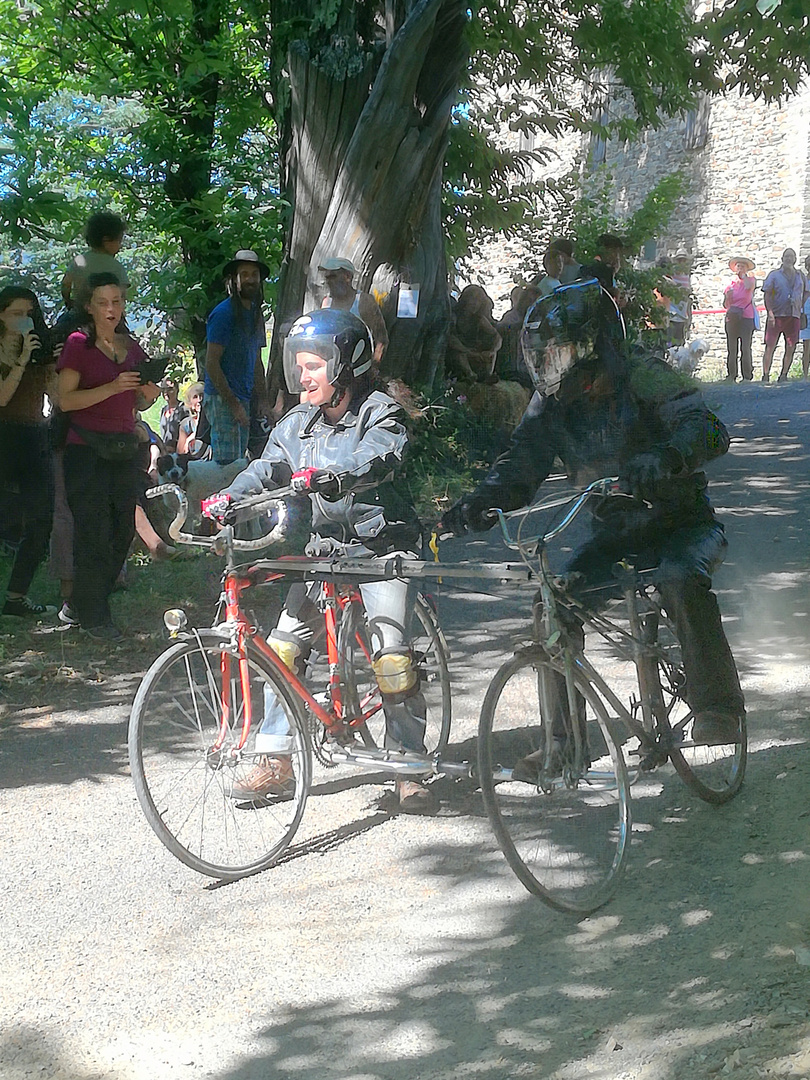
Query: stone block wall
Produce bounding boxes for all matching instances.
[470,77,810,376]
[600,83,810,370]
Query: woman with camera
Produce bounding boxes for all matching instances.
[56,272,159,641]
[0,286,58,618]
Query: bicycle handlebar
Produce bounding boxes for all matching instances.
[495,476,624,551]
[145,483,291,550]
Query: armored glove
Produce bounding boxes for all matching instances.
[436,496,498,538]
[290,468,342,497]
[200,492,233,523]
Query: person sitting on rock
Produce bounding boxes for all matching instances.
[446,284,502,383]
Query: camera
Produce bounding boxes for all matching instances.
[12,316,52,366]
[137,354,170,385]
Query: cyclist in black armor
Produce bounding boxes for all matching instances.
[203,308,434,812]
[440,277,745,750]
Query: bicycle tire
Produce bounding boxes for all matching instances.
[478,648,631,915]
[339,593,452,754]
[651,628,747,804]
[128,629,312,880]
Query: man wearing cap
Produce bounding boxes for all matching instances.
[762,248,805,383]
[319,257,389,365]
[205,249,271,464]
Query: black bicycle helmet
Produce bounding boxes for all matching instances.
[283,308,373,395]
[521,278,625,397]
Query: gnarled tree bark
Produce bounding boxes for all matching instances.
[269,0,467,397]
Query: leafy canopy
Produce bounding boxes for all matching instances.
[0,0,807,342]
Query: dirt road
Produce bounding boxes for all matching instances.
[1,381,809,1080]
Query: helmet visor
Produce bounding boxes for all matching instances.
[521,278,613,396]
[282,329,340,395]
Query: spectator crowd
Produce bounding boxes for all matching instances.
[2,213,810,642]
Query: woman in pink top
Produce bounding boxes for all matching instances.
[723,256,756,382]
[56,272,159,641]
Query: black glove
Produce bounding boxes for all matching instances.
[437,497,497,538]
[310,469,342,497]
[624,452,669,502]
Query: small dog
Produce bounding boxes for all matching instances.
[667,338,709,376]
[157,454,250,530]
[156,451,194,487]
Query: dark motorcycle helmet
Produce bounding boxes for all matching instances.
[282,308,373,395]
[520,278,625,397]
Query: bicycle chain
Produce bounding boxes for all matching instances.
[306,708,340,768]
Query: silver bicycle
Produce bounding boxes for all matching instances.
[477,477,747,914]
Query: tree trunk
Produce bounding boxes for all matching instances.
[269,0,466,398]
[161,0,230,368]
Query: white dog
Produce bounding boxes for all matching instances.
[667,338,709,376]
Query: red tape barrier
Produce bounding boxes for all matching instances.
[693,307,766,315]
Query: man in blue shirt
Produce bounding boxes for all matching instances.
[205,249,271,463]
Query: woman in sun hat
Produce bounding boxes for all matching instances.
[723,256,757,382]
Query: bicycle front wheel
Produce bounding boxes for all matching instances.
[128,630,312,880]
[340,593,452,754]
[478,649,631,914]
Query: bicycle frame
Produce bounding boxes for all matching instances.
[145,479,526,781]
[497,478,684,762]
[211,565,383,756]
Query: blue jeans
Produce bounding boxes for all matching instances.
[205,393,249,465]
[258,560,427,755]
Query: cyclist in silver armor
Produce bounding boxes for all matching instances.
[203,308,435,812]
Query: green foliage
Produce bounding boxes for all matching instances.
[402,391,501,521]
[0,0,283,348]
[629,357,697,403]
[1,0,808,357]
[447,0,809,263]
[568,168,689,337]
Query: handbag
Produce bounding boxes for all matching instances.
[71,423,140,461]
[752,306,761,331]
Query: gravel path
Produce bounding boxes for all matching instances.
[2,380,810,1080]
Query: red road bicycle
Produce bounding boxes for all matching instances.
[128,484,516,880]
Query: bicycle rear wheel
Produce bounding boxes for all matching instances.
[340,593,451,754]
[653,631,747,804]
[128,629,312,880]
[478,649,630,914]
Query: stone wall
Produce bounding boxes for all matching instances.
[470,76,810,378]
[600,82,810,372]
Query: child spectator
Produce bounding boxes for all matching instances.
[54,213,130,347]
[158,379,187,452]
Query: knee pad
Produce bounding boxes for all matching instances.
[268,634,302,674]
[371,649,419,701]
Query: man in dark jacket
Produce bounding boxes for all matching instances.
[441,278,744,746]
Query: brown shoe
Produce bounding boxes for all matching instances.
[396,779,439,815]
[231,756,295,800]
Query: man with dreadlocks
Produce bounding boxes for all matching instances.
[204,249,271,464]
[439,277,745,761]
